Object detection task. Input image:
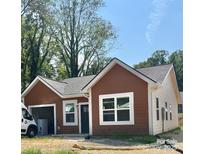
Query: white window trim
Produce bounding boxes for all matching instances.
[99,92,134,125]
[156,97,160,121]
[63,100,78,126]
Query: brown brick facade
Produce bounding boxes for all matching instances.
[91,64,149,135]
[24,81,88,134]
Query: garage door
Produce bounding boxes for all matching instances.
[31,106,55,135]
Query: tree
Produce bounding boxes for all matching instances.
[134,50,183,91]
[21,0,57,90]
[168,50,183,91]
[21,0,117,91]
[134,50,169,68]
[52,0,116,78]
[85,56,112,75]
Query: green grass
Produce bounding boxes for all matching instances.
[158,127,182,139]
[159,127,181,136]
[22,149,42,154]
[97,134,157,144]
[52,150,78,154]
[22,149,78,154]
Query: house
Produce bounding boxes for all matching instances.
[21,58,180,135]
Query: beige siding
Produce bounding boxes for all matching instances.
[151,69,179,135]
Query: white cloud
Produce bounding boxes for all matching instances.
[145,0,174,43]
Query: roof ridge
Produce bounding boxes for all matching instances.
[136,63,173,70]
[62,75,96,80]
[38,76,68,84]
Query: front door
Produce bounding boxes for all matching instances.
[80,104,89,134]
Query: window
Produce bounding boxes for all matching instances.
[22,108,33,120]
[156,97,159,120]
[170,112,172,120]
[178,104,183,113]
[165,102,168,108]
[99,92,134,125]
[102,98,114,121]
[165,102,168,120]
[169,104,172,120]
[63,100,78,126]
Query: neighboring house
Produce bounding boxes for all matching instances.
[21,58,180,135]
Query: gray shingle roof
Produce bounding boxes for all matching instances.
[39,76,67,95]
[62,75,95,95]
[40,75,95,96]
[137,64,173,83]
[39,64,172,96]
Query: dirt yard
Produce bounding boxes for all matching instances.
[21,128,183,154]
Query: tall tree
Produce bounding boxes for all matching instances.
[134,50,169,68]
[21,0,56,90]
[52,0,116,78]
[168,50,183,91]
[21,0,117,91]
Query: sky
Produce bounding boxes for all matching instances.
[98,0,183,66]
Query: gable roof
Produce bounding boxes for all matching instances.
[82,58,173,92]
[21,75,95,98]
[137,64,173,84]
[22,58,174,98]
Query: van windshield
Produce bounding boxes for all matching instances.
[22,108,33,120]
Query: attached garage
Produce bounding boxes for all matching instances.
[28,104,56,135]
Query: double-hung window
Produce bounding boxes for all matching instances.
[63,100,78,126]
[99,92,134,125]
[165,102,168,120]
[169,104,172,120]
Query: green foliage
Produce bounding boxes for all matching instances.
[85,56,112,75]
[53,0,116,77]
[134,50,169,69]
[21,0,116,91]
[168,50,183,91]
[134,50,183,91]
[21,0,57,91]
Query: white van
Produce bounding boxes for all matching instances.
[21,103,37,137]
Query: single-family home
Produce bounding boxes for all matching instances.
[21,58,180,135]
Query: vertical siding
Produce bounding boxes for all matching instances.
[24,81,88,134]
[91,64,149,135]
[151,69,179,135]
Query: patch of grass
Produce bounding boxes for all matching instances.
[159,127,181,136]
[158,127,182,139]
[98,134,157,144]
[52,150,78,154]
[22,148,42,154]
[22,149,78,154]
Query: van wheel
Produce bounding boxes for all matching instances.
[27,127,37,138]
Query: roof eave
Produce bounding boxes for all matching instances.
[62,94,85,99]
[21,76,64,98]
